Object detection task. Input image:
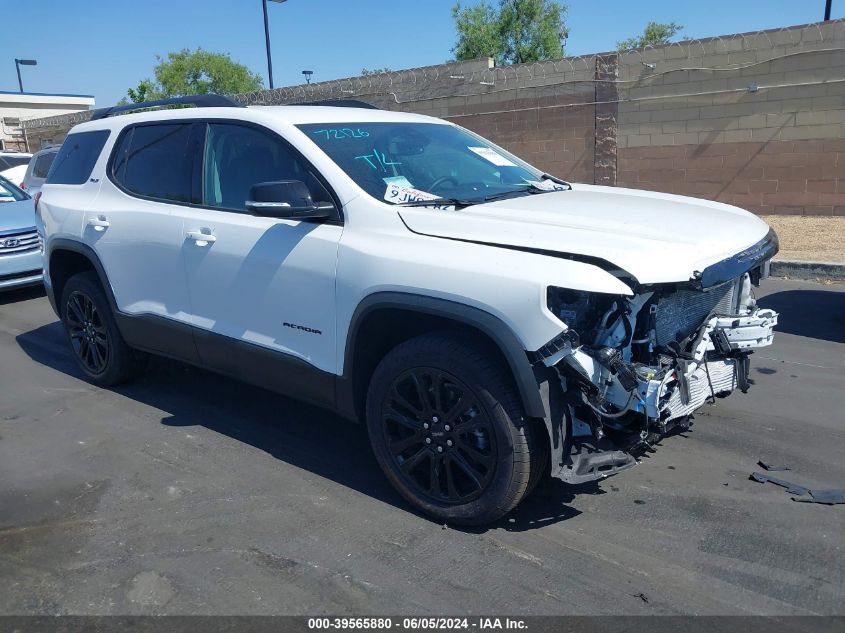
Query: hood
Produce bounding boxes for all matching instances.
[398,184,773,286]
[0,199,36,233]
[1,165,28,185]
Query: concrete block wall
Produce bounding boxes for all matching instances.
[615,19,845,215]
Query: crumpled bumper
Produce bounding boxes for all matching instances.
[535,305,779,485]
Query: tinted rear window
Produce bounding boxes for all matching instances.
[46,130,110,185]
[111,123,194,203]
[33,152,57,179]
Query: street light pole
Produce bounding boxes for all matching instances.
[262,0,287,90]
[824,0,832,20]
[14,58,38,93]
[262,0,274,89]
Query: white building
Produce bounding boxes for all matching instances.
[0,91,95,151]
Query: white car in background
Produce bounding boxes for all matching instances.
[22,146,59,196]
[0,151,33,188]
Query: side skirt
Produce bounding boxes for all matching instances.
[115,312,337,412]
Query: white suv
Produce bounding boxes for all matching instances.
[37,95,779,525]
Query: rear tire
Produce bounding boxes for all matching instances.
[365,331,538,525]
[60,271,144,386]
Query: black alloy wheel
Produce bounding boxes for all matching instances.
[381,367,498,504]
[60,271,146,387]
[65,290,109,375]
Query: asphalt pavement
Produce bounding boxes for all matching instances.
[1,278,843,615]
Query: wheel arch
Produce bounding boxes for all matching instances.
[47,239,117,317]
[338,292,546,423]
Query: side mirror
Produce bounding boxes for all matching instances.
[246,180,334,220]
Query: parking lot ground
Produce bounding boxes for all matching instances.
[0,279,843,616]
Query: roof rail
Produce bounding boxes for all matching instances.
[90,94,243,121]
[290,99,379,109]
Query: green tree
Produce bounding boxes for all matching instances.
[122,48,263,103]
[126,79,159,103]
[452,0,568,66]
[361,67,393,75]
[617,22,683,51]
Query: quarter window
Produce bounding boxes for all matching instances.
[112,123,195,203]
[46,130,110,185]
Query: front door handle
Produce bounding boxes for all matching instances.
[186,229,217,246]
[87,215,110,231]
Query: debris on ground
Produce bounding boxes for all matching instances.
[758,460,790,472]
[750,472,809,496]
[792,490,845,505]
[750,472,845,505]
[631,592,649,603]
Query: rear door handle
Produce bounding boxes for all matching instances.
[186,229,217,246]
[87,215,110,231]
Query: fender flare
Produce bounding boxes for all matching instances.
[339,292,546,420]
[45,238,119,315]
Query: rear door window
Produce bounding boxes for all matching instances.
[33,152,57,179]
[46,130,110,185]
[111,123,196,203]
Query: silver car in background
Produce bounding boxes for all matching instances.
[0,175,42,291]
[21,146,59,197]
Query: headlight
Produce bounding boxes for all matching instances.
[547,287,591,328]
[547,287,620,344]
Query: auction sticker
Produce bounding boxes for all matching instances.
[468,146,517,167]
[384,183,455,209]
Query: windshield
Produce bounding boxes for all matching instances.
[297,122,563,206]
[0,175,29,202]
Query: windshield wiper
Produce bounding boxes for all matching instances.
[540,173,571,188]
[395,175,571,208]
[395,197,476,208]
[480,176,573,204]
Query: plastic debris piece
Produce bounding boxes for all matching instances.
[758,460,790,471]
[792,489,845,505]
[749,472,810,496]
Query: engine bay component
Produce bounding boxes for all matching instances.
[539,271,779,484]
[585,346,639,392]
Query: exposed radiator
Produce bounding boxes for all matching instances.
[663,358,738,421]
[654,279,737,346]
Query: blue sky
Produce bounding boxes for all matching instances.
[3,0,842,105]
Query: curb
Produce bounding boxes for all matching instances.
[770,260,845,281]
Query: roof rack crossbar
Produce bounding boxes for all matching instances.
[90,94,243,121]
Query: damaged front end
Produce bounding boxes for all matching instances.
[533,254,778,485]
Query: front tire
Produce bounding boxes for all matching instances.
[60,272,144,386]
[365,332,537,525]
